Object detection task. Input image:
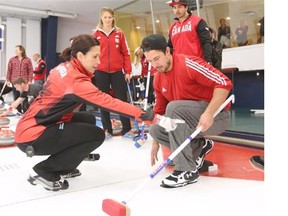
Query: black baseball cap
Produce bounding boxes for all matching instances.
[166,0,188,7]
[141,34,167,52]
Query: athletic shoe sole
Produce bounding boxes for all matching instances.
[28,175,69,191]
[61,169,82,179]
[160,177,199,188]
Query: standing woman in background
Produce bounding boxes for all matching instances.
[217,18,231,48]
[92,7,134,140]
[130,46,143,101]
[235,19,249,46]
[6,45,33,112]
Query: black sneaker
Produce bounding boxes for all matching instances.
[196,138,214,170]
[28,175,69,191]
[161,170,199,188]
[250,155,264,171]
[84,153,100,161]
[61,169,81,179]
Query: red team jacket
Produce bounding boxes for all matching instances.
[153,54,233,115]
[15,58,144,143]
[33,58,46,81]
[93,28,132,74]
[169,15,204,58]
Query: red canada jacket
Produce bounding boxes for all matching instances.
[15,58,144,143]
[169,15,203,58]
[93,28,132,74]
[153,54,233,115]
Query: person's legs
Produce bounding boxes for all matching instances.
[94,71,113,135]
[146,76,155,105]
[110,71,132,136]
[150,100,230,188]
[18,121,104,182]
[12,86,21,112]
[165,100,230,171]
[149,124,170,148]
[220,35,231,48]
[71,111,96,124]
[21,97,29,113]
[34,79,45,86]
[130,78,137,102]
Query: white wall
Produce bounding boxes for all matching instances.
[56,19,95,53]
[6,18,22,72]
[26,20,41,63]
[0,17,41,79]
[0,17,95,79]
[222,43,264,71]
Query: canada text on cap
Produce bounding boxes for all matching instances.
[166,0,188,7]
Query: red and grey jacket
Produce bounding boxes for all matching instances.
[33,58,46,80]
[15,58,144,143]
[92,28,132,74]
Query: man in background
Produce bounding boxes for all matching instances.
[32,53,47,85]
[6,45,33,112]
[166,0,212,64]
[0,77,42,116]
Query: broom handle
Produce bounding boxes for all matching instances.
[0,81,7,98]
[123,94,235,204]
[141,63,152,136]
[127,82,140,132]
[143,62,151,111]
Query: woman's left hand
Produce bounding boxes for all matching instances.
[125,74,131,83]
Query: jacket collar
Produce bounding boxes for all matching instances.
[71,58,94,79]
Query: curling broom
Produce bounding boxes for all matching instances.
[133,62,151,148]
[102,94,235,216]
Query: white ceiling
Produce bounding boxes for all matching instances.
[0,0,263,25]
[0,0,175,24]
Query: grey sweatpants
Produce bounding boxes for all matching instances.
[149,100,231,171]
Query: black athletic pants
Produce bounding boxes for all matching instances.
[93,70,131,135]
[143,76,155,105]
[17,112,105,181]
